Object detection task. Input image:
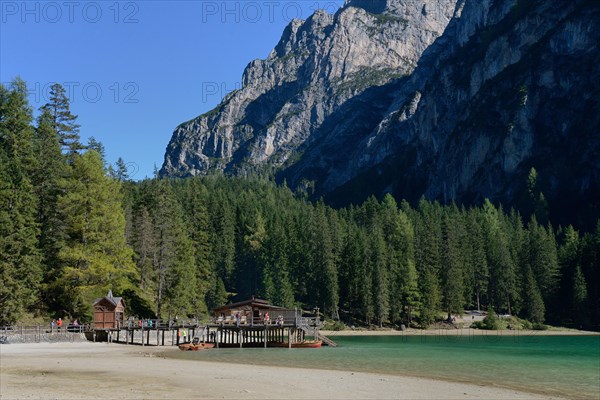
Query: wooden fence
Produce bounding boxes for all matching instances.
[0,324,88,343]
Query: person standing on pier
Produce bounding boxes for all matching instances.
[51,320,55,334]
[57,318,63,333]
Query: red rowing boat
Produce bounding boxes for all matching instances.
[178,342,215,351]
[269,340,322,348]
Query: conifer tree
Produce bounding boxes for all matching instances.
[467,211,488,311]
[528,217,559,304]
[181,179,211,314]
[152,179,197,318]
[32,108,69,310]
[483,200,519,314]
[339,221,363,313]
[441,212,465,319]
[414,201,442,326]
[41,83,83,155]
[113,157,129,181]
[0,79,42,324]
[56,150,137,317]
[132,207,156,293]
[87,137,106,163]
[572,266,588,327]
[523,266,545,323]
[0,147,42,324]
[370,226,389,327]
[309,202,339,319]
[263,216,295,307]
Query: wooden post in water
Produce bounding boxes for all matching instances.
[264,326,267,348]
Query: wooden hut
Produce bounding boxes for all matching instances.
[207,297,336,348]
[213,297,288,325]
[93,290,125,330]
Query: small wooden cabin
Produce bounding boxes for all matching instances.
[213,297,289,324]
[93,290,125,330]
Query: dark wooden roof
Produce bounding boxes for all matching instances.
[93,290,124,308]
[213,297,286,313]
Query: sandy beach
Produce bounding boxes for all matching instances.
[0,342,564,400]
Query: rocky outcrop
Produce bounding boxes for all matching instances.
[325,0,600,227]
[161,0,461,176]
[162,0,600,227]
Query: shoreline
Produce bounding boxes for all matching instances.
[0,342,564,400]
[320,327,600,336]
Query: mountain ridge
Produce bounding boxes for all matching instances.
[161,0,600,228]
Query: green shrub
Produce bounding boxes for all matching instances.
[473,308,502,330]
[324,320,346,331]
[532,322,548,330]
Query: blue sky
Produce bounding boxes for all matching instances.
[0,0,343,179]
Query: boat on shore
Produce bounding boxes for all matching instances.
[269,340,323,348]
[178,342,215,351]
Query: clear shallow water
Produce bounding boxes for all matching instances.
[166,333,600,399]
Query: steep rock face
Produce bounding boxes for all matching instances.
[327,0,600,227]
[161,0,460,176]
[162,0,600,227]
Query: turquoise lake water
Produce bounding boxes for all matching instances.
[167,333,600,399]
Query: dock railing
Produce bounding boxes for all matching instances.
[0,324,87,343]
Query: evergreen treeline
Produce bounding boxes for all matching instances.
[1,80,599,330]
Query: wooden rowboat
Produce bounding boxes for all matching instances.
[269,340,322,348]
[178,342,215,351]
[293,340,322,348]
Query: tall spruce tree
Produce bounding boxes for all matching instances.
[132,207,157,293]
[370,226,389,327]
[414,200,442,326]
[0,79,42,324]
[56,150,137,317]
[309,202,339,319]
[441,212,465,319]
[32,108,70,311]
[467,211,488,311]
[572,266,589,327]
[41,83,83,156]
[152,179,197,318]
[523,266,545,323]
[528,217,559,304]
[483,200,519,314]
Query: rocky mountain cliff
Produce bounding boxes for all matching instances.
[162,0,600,227]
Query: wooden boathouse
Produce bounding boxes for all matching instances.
[89,293,336,348]
[206,297,337,348]
[93,290,125,330]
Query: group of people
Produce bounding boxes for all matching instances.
[257,311,285,325]
[50,318,79,333]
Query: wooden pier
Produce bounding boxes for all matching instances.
[205,298,337,348]
[91,295,337,348]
